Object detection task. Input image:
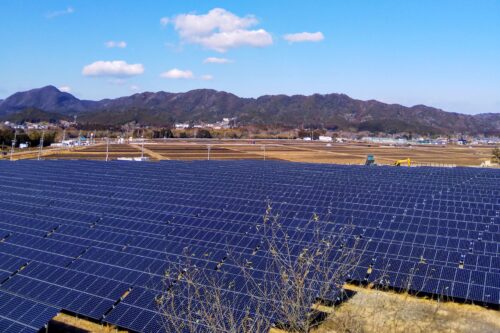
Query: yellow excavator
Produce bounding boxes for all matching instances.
[394,158,411,167]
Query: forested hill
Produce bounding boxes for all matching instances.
[1,86,498,135]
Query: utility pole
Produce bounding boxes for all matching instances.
[141,135,144,159]
[62,129,66,142]
[262,144,266,161]
[10,130,17,161]
[207,145,211,160]
[37,131,45,160]
[105,136,109,162]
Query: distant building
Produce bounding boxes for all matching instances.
[59,137,88,147]
[363,137,408,145]
[117,157,150,161]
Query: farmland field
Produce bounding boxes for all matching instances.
[1,139,496,166]
[125,140,494,166]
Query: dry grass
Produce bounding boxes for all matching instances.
[50,313,128,332]
[315,285,500,333]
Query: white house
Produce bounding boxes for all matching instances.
[319,136,333,142]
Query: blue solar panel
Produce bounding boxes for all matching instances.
[0,160,497,332]
[0,290,59,333]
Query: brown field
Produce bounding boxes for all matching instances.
[38,144,143,161]
[1,140,496,166]
[142,140,494,166]
[146,142,280,160]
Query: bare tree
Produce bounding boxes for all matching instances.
[156,203,367,333]
[156,251,257,333]
[491,146,500,164]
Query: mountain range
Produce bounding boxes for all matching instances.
[0,85,498,135]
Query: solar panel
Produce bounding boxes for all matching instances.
[0,290,59,333]
[0,160,498,332]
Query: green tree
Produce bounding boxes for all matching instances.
[0,128,14,146]
[27,131,56,147]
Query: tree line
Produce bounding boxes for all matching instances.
[0,128,56,149]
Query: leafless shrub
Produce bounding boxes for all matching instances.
[156,203,367,333]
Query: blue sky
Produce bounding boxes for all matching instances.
[0,0,499,114]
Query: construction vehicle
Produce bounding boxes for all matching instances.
[394,158,411,167]
[365,155,376,166]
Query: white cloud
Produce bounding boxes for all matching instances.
[58,86,71,93]
[203,57,232,64]
[284,32,324,43]
[160,17,169,26]
[164,8,273,52]
[46,7,74,19]
[160,68,194,79]
[200,75,214,81]
[82,61,144,77]
[195,29,272,52]
[105,41,127,48]
[172,8,258,38]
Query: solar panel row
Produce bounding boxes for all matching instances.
[0,160,498,333]
[0,290,59,333]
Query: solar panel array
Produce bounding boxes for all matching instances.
[0,290,60,333]
[0,160,498,333]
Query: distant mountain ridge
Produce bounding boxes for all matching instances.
[0,85,498,135]
[0,86,98,114]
